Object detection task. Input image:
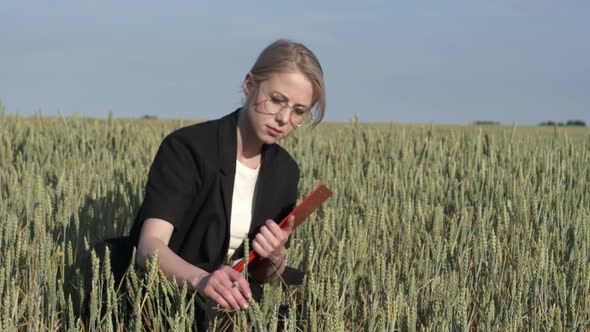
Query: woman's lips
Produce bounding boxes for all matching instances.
[266,125,282,137]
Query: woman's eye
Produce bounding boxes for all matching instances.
[294,107,307,115]
[269,94,285,104]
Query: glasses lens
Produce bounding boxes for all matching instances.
[262,98,311,127]
[291,109,314,127]
[262,98,280,115]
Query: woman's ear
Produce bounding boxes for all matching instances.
[243,72,255,96]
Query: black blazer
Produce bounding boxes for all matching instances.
[128,109,299,273]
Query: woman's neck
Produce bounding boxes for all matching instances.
[236,109,263,169]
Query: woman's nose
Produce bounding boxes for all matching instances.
[275,107,291,125]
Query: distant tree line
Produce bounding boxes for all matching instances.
[473,120,501,125]
[539,120,586,127]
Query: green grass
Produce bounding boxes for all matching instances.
[1,109,589,331]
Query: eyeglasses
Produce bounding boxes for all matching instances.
[253,91,314,127]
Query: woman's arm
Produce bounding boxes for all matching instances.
[137,218,251,310]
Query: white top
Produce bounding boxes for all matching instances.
[227,159,260,258]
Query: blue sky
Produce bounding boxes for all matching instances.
[1,1,589,124]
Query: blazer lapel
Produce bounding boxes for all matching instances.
[218,111,239,227]
[250,144,276,235]
[230,144,277,260]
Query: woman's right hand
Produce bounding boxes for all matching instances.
[196,266,252,311]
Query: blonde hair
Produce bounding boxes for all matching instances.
[247,39,326,126]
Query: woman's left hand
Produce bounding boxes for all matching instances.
[252,215,295,266]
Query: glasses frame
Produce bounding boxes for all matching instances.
[253,91,315,127]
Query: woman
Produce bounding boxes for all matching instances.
[127,39,326,324]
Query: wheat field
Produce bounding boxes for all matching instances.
[1,107,589,331]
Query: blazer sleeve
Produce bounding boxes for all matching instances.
[138,133,201,229]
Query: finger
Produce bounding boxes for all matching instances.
[208,289,231,309]
[225,268,253,299]
[255,232,275,254]
[199,275,232,309]
[211,269,242,310]
[265,220,288,242]
[252,240,270,258]
[260,225,282,248]
[210,295,231,310]
[215,283,241,311]
[229,282,249,309]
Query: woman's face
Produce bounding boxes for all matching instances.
[243,70,314,145]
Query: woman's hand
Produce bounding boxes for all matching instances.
[196,266,252,311]
[252,215,295,267]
